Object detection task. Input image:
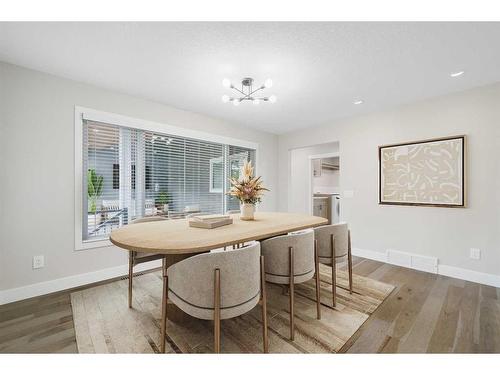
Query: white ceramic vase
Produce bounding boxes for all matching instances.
[240,203,255,221]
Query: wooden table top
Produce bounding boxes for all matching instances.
[110,211,328,254]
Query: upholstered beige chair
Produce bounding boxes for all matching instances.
[314,223,352,307]
[128,216,167,308]
[260,229,321,340]
[162,241,268,353]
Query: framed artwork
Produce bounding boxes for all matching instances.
[379,135,466,207]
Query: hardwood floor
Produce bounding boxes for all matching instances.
[1,257,499,353]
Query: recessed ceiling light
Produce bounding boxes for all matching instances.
[353,100,364,105]
[450,71,464,77]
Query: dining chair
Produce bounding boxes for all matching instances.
[260,229,321,340]
[313,223,352,307]
[162,241,268,353]
[128,216,167,308]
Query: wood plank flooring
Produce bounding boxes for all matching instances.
[1,257,499,353]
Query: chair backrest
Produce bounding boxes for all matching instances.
[130,216,167,225]
[260,229,314,277]
[314,223,349,258]
[167,242,261,312]
[102,200,120,211]
[225,210,240,215]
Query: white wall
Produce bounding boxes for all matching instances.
[279,83,500,276]
[0,62,278,295]
[288,142,339,214]
[313,168,340,194]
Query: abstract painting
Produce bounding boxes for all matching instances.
[379,135,466,207]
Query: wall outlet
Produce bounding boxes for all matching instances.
[33,255,45,269]
[469,248,481,260]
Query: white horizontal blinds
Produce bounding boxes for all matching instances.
[226,145,257,212]
[143,132,225,216]
[83,120,137,241]
[82,116,255,242]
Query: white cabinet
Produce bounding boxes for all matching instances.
[313,197,330,222]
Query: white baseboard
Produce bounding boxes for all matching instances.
[438,265,500,288]
[352,247,387,263]
[2,248,499,305]
[0,260,162,305]
[352,248,500,288]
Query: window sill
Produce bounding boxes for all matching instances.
[75,238,114,251]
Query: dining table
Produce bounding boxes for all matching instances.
[109,211,328,352]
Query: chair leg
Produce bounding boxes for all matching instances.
[348,230,353,294]
[289,246,295,341]
[160,257,168,353]
[330,234,337,307]
[214,268,221,353]
[314,239,321,320]
[128,251,134,308]
[260,256,269,353]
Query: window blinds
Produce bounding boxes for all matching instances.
[82,119,256,241]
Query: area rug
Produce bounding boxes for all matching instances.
[70,264,394,353]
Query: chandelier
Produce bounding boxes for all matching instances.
[221,77,277,106]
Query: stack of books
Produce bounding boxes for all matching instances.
[188,214,233,229]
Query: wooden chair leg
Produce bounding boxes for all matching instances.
[330,234,337,307]
[348,230,353,294]
[289,246,295,341]
[260,256,269,353]
[314,239,321,320]
[214,268,221,353]
[128,251,134,308]
[160,258,168,353]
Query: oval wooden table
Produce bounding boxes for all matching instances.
[110,211,328,353]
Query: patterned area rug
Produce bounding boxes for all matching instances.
[71,264,394,353]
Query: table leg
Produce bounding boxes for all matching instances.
[160,257,168,353]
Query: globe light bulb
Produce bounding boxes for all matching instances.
[264,78,273,88]
[222,78,231,88]
[232,99,240,106]
[253,99,260,105]
[268,95,277,103]
[221,94,230,103]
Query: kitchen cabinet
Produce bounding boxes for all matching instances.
[312,159,322,177]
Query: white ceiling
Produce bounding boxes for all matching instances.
[1,22,500,134]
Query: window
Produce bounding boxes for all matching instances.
[209,157,223,193]
[113,164,151,190]
[80,115,256,244]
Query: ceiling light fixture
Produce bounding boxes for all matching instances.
[353,100,364,105]
[450,71,464,77]
[222,77,276,105]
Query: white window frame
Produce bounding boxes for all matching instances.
[74,106,259,251]
[209,152,250,193]
[209,157,224,193]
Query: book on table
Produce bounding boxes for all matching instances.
[190,214,230,222]
[188,216,233,229]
